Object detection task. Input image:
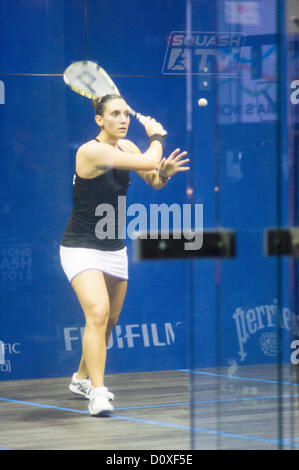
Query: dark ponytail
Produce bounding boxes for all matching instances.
[92,94,123,116]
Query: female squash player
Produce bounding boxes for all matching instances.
[60,94,189,416]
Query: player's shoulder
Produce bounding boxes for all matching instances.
[118,138,141,154]
[76,138,141,158]
[76,139,103,156]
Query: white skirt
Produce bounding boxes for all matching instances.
[60,245,128,283]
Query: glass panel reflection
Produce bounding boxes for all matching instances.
[189,0,299,449]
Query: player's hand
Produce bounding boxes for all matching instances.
[144,117,166,137]
[158,148,190,178]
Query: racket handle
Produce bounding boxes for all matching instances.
[130,108,167,136]
[133,111,147,126]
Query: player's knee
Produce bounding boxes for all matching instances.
[85,303,109,329]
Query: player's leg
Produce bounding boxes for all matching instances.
[71,269,110,389]
[104,272,128,346]
[70,269,114,415]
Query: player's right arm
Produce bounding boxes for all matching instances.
[78,118,166,172]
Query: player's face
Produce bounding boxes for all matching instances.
[100,99,130,138]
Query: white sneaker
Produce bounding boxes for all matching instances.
[88,387,114,417]
[106,389,115,401]
[69,372,114,401]
[69,373,115,401]
[69,373,92,399]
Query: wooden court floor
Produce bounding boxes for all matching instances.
[0,367,299,450]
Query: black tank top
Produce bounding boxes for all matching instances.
[61,140,130,251]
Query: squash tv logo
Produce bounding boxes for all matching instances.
[162,31,245,76]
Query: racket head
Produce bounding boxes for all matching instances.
[63,60,120,99]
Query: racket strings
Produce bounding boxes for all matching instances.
[65,64,116,98]
[63,61,145,125]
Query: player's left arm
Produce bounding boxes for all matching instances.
[119,139,189,190]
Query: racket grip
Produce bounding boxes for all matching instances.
[134,111,167,136]
[134,112,147,126]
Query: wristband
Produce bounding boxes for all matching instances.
[158,171,170,184]
[149,134,165,145]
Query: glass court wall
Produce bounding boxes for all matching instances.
[0,0,191,380]
[188,0,299,449]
